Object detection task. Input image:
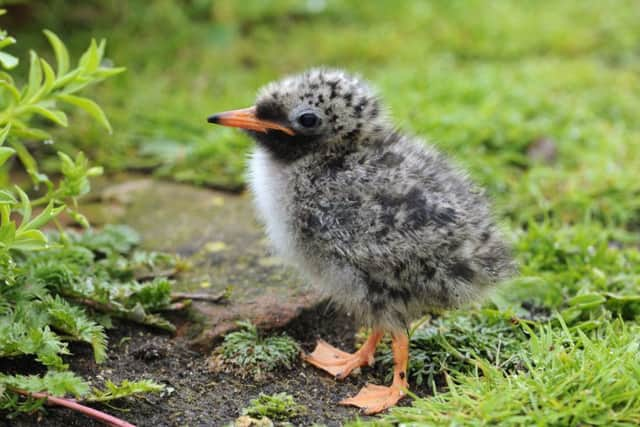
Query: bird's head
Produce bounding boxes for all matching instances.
[208,68,389,162]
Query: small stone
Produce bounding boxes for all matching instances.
[234,415,274,427]
[210,196,225,207]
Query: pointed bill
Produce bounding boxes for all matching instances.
[207,106,294,135]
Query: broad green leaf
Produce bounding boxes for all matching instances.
[12,229,48,251]
[0,189,17,205]
[57,94,112,133]
[24,51,42,101]
[39,58,56,94]
[0,51,18,69]
[22,105,68,127]
[0,222,16,246]
[23,201,64,231]
[9,140,47,184]
[52,67,81,90]
[78,39,100,73]
[0,147,14,166]
[0,124,10,145]
[0,79,20,101]
[57,151,74,175]
[43,29,70,77]
[14,186,31,225]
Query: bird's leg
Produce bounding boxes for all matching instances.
[340,332,409,414]
[304,329,383,379]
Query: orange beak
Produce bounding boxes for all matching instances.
[207,106,294,136]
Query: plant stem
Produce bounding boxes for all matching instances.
[11,388,135,427]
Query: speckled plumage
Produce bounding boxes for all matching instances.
[246,68,515,332]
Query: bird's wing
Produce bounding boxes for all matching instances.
[290,139,477,272]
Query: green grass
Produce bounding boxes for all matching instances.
[5,0,640,424]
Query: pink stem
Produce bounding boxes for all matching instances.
[12,388,136,427]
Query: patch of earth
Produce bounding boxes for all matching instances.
[82,174,321,351]
[5,303,418,427]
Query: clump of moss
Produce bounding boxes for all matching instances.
[210,321,300,380]
[242,392,307,422]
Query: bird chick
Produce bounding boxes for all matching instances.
[208,68,515,414]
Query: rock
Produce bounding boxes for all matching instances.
[94,175,321,351]
[234,415,274,427]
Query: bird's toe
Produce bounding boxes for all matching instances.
[340,383,406,414]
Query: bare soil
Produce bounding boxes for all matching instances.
[2,302,419,427]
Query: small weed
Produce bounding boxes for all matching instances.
[211,321,299,380]
[242,392,307,422]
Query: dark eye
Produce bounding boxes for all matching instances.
[298,112,320,128]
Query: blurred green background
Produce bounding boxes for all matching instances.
[4,0,640,229]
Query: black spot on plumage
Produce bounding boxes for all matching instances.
[405,188,426,211]
[450,261,475,282]
[324,106,333,115]
[328,80,339,99]
[421,261,436,280]
[376,192,404,209]
[309,83,319,90]
[256,101,286,122]
[354,98,368,115]
[377,151,404,167]
[344,128,360,141]
[481,229,491,242]
[324,155,346,173]
[317,94,324,104]
[301,211,325,237]
[388,286,411,305]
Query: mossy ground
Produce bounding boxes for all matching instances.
[4,1,640,425]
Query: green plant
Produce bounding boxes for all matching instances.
[377,311,526,388]
[242,392,307,421]
[212,320,300,379]
[0,10,172,423]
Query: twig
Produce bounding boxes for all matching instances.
[134,268,177,281]
[170,291,229,303]
[11,388,135,427]
[160,300,192,311]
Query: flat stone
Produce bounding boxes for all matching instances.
[86,174,320,352]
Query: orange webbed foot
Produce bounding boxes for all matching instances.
[304,330,383,379]
[304,339,374,379]
[341,331,410,414]
[340,382,407,414]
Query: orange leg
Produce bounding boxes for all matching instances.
[304,329,383,379]
[340,332,409,414]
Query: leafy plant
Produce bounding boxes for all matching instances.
[242,392,307,421]
[211,320,300,380]
[0,10,171,423]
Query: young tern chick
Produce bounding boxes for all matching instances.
[207,68,515,414]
